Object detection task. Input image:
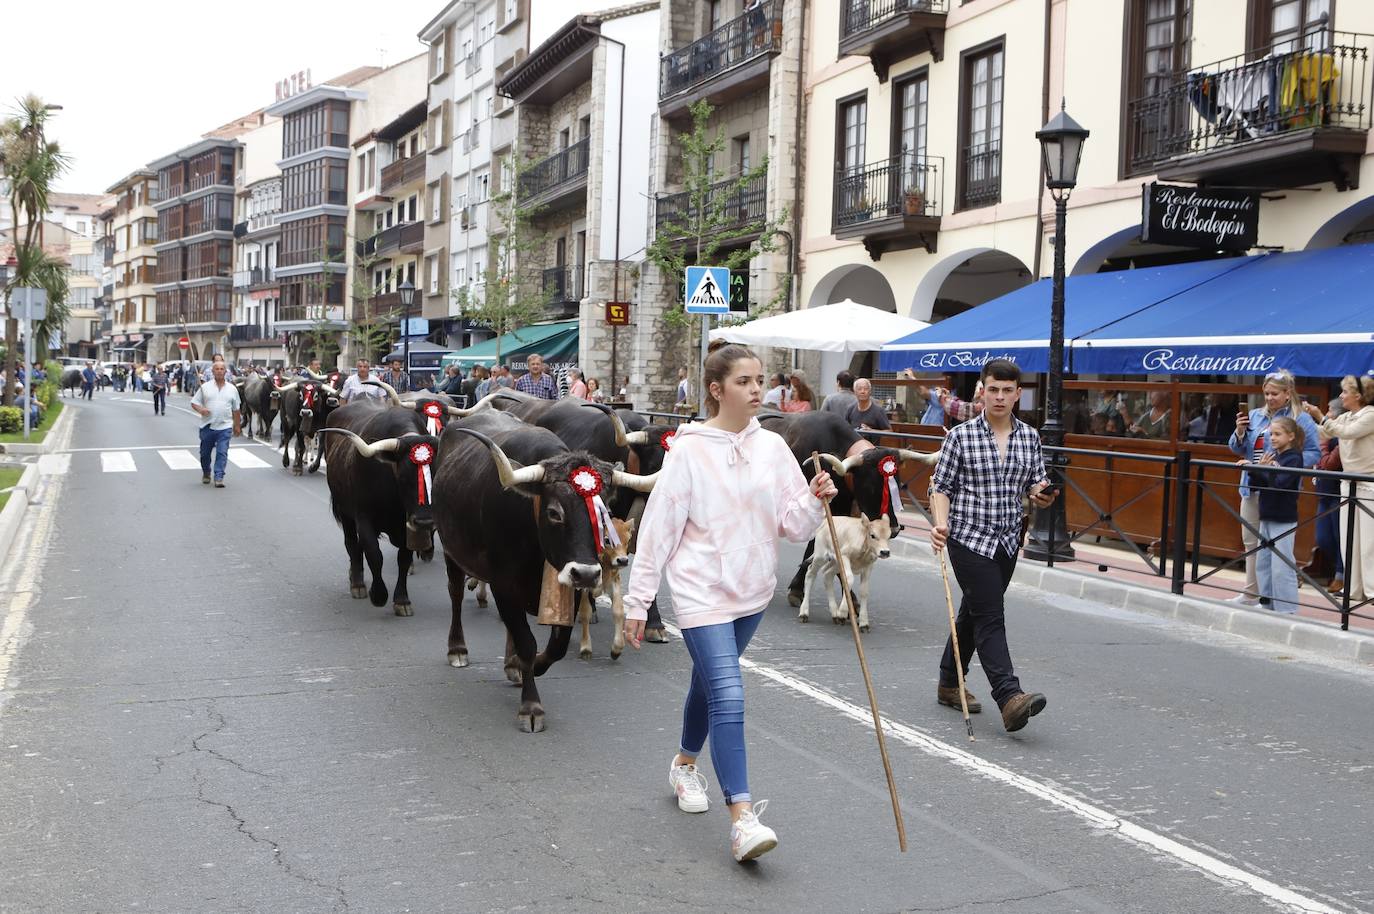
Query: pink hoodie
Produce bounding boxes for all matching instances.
[624,418,825,629]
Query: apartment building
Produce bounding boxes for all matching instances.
[230,112,286,365]
[801,0,1374,388]
[148,139,240,362]
[103,170,159,365]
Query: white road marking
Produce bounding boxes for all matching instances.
[99,451,136,473]
[37,454,70,476]
[59,443,272,453]
[158,450,202,471]
[227,449,269,469]
[661,622,1347,914]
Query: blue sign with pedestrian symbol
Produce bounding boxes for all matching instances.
[684,266,731,315]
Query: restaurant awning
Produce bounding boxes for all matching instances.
[1071,244,1374,377]
[440,319,579,368]
[708,299,930,352]
[881,243,1374,377]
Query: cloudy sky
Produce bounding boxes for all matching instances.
[1,0,448,194]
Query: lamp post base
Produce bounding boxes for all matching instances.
[1023,506,1076,563]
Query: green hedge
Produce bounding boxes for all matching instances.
[0,406,21,434]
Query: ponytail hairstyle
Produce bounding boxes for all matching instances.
[703,339,759,417]
[1270,415,1303,453]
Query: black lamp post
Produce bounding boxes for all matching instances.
[1025,102,1088,564]
[398,280,416,373]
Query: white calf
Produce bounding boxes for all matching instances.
[799,514,892,633]
[578,517,636,660]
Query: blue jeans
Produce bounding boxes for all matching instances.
[199,426,231,480]
[1257,519,1299,613]
[1316,479,1345,579]
[679,611,764,804]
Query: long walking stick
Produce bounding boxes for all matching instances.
[937,549,975,741]
[810,453,907,853]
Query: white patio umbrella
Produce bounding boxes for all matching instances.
[708,299,929,353]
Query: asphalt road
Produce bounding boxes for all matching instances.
[1,392,1371,914]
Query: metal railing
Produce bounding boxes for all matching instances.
[833,154,941,228]
[659,0,782,100]
[656,173,768,237]
[519,137,590,201]
[371,221,425,255]
[958,141,1000,209]
[542,265,584,304]
[380,155,427,194]
[248,210,279,233]
[229,323,275,344]
[841,0,949,39]
[233,266,274,289]
[1127,25,1373,171]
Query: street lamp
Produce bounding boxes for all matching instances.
[1025,102,1089,564]
[398,280,416,375]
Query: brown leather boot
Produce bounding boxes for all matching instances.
[937,685,982,714]
[1000,692,1047,733]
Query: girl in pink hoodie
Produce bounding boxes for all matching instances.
[624,342,836,862]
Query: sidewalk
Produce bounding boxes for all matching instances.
[892,506,1374,668]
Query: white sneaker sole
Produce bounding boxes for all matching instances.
[676,793,708,814]
[733,834,778,862]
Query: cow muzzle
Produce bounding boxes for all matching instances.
[405,522,435,553]
[558,562,602,589]
[299,408,313,418]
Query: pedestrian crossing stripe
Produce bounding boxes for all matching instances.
[685,266,730,315]
[100,452,136,473]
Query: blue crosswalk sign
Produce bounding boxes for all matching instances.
[685,266,731,315]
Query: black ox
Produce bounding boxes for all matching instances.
[434,410,657,732]
[272,376,340,475]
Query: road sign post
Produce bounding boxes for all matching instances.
[684,267,731,415]
[13,288,48,441]
[178,336,190,351]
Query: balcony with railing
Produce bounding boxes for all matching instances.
[838,0,948,81]
[247,209,279,234]
[232,266,277,290]
[542,266,583,317]
[229,323,276,345]
[655,173,768,241]
[958,142,1000,211]
[519,137,590,210]
[833,154,942,260]
[1127,26,1372,189]
[659,0,783,118]
[359,290,406,321]
[380,155,427,195]
[371,221,426,257]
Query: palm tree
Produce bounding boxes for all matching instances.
[0,95,69,406]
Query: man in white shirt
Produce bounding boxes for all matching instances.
[340,358,387,403]
[762,372,788,409]
[191,360,242,488]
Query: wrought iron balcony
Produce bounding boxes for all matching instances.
[659,0,783,117]
[1126,26,1372,189]
[839,0,948,80]
[833,154,942,260]
[380,155,427,195]
[655,173,768,240]
[542,266,584,304]
[519,137,590,209]
[958,142,1000,211]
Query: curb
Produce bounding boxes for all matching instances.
[890,536,1374,668]
[0,403,74,456]
[0,463,39,564]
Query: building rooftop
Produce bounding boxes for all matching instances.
[47,192,114,216]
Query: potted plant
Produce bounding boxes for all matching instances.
[903,185,925,216]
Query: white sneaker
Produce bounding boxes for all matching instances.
[1230,594,1260,606]
[730,800,778,862]
[668,760,709,813]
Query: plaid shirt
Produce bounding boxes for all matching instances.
[931,413,1049,559]
[515,371,557,399]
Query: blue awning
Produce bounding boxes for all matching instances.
[879,256,1256,373]
[1072,244,1374,376]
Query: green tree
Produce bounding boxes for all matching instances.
[645,99,790,407]
[345,241,395,364]
[451,149,551,365]
[0,96,70,406]
[295,242,350,367]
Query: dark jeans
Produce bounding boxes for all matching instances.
[81,382,94,400]
[199,426,231,480]
[1316,477,1344,579]
[152,388,166,414]
[939,539,1023,708]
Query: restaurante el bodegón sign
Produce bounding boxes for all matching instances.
[1141,182,1259,252]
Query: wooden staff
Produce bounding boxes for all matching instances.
[937,548,975,741]
[811,452,907,853]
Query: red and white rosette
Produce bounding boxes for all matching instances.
[569,465,618,549]
[302,383,316,409]
[878,453,900,515]
[660,428,677,452]
[409,441,436,505]
[422,401,445,436]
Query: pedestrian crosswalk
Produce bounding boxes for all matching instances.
[41,445,297,475]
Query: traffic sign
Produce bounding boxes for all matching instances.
[178,336,190,351]
[605,301,630,326]
[684,266,730,315]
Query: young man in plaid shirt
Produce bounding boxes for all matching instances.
[929,359,1057,733]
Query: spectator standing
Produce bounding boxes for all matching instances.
[190,360,241,488]
[340,358,387,403]
[298,358,324,378]
[151,366,169,416]
[762,372,788,409]
[780,371,814,413]
[515,353,557,399]
[80,361,97,400]
[587,378,606,403]
[567,367,589,400]
[820,371,858,417]
[1313,397,1346,591]
[674,367,692,412]
[380,358,412,394]
[1242,416,1305,614]
[1304,375,1374,602]
[845,378,891,431]
[494,366,515,390]
[1228,370,1320,605]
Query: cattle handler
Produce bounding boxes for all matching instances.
[624,340,837,863]
[928,358,1055,732]
[190,360,242,488]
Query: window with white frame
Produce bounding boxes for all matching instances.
[453,254,466,289]
[505,0,517,23]
[474,170,490,202]
[427,254,439,294]
[405,194,418,223]
[429,183,443,222]
[432,37,445,77]
[480,17,494,45]
[481,91,494,120]
[469,245,487,285]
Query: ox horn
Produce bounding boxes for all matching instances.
[320,427,402,458]
[611,468,658,493]
[899,447,940,466]
[363,377,405,406]
[840,452,866,473]
[623,430,650,446]
[445,390,499,417]
[819,453,849,476]
[450,427,546,489]
[273,380,301,396]
[306,369,329,380]
[580,401,633,448]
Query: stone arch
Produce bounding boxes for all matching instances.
[806,263,897,312]
[1306,195,1374,250]
[1071,225,1142,276]
[910,248,1033,322]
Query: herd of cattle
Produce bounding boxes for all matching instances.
[228,368,938,732]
